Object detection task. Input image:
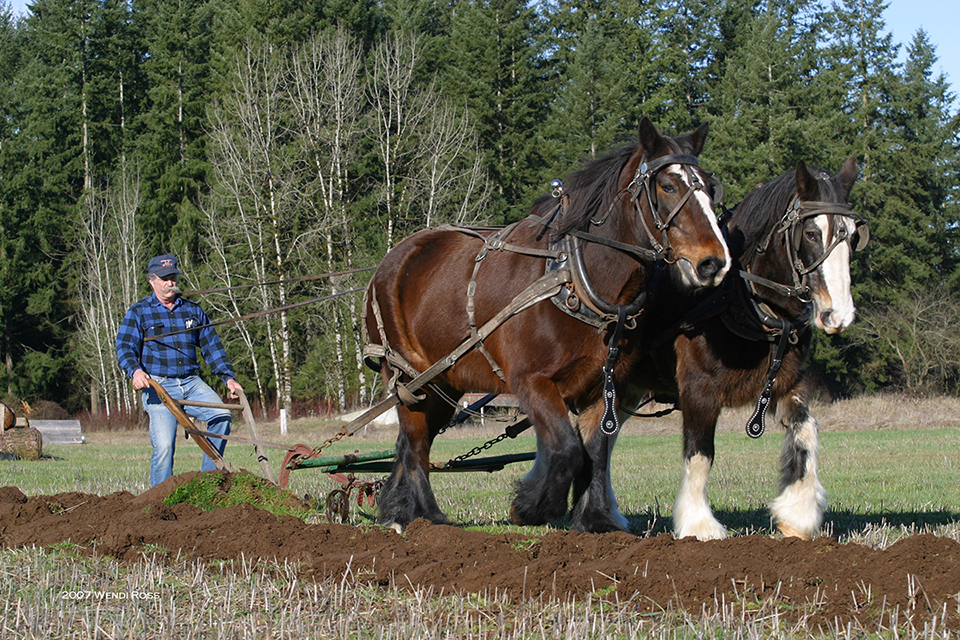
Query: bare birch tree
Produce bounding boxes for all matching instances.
[76,168,144,417]
[367,32,437,248]
[288,30,366,408]
[417,100,491,228]
[205,38,305,414]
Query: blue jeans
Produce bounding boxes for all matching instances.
[142,375,232,487]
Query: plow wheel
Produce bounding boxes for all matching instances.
[325,488,351,523]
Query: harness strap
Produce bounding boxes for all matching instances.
[745,325,791,438]
[569,228,663,263]
[444,223,563,260]
[364,285,426,405]
[467,228,509,382]
[599,305,628,436]
[367,269,571,407]
[739,269,805,299]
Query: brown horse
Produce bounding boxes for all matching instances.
[364,118,731,529]
[565,158,866,538]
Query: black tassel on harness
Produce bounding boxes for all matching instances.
[745,327,791,438]
[599,307,628,436]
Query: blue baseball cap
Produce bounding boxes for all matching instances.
[147,254,181,278]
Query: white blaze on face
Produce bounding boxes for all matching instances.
[664,165,731,288]
[813,215,856,333]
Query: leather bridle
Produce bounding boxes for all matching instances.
[589,153,723,264]
[744,198,869,300]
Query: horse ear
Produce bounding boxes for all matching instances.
[837,156,858,194]
[638,117,663,153]
[795,161,816,198]
[687,121,710,156]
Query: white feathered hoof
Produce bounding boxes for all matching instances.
[674,517,727,541]
[777,522,811,540]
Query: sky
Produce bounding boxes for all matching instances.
[2,0,958,91]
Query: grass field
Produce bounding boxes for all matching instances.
[2,394,960,638]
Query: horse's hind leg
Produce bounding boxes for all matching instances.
[569,402,630,533]
[510,379,585,526]
[770,394,826,539]
[377,396,453,528]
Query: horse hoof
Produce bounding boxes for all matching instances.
[777,523,811,540]
[389,522,404,534]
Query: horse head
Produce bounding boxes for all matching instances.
[629,117,731,289]
[740,157,866,334]
[791,158,865,333]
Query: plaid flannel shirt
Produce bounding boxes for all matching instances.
[116,294,235,383]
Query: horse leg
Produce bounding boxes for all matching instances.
[770,395,826,539]
[673,399,726,540]
[510,379,585,526]
[569,402,630,533]
[377,397,452,529]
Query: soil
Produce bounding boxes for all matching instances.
[1,472,958,630]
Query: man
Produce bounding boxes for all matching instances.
[116,254,243,486]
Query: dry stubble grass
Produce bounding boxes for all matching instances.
[2,393,960,639]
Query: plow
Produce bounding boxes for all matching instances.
[150,380,536,522]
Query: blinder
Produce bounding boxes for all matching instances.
[850,218,870,252]
[705,171,724,208]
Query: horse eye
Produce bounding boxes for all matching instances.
[804,229,820,242]
[660,183,676,194]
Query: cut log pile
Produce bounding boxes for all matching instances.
[0,402,43,461]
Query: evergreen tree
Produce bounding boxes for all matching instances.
[893,30,960,284]
[440,0,551,222]
[0,1,22,398]
[706,0,841,202]
[133,0,218,259]
[2,0,94,406]
[838,28,960,394]
[641,0,721,132]
[539,0,641,171]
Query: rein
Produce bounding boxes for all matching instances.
[184,266,376,296]
[144,285,367,342]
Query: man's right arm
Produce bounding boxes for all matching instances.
[116,305,145,382]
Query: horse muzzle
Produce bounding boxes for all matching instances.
[815,305,856,334]
[677,254,730,289]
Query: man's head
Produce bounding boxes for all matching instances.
[147,254,181,304]
[147,254,181,278]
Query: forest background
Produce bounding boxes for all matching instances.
[0,0,957,420]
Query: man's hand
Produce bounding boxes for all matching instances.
[226,378,243,399]
[131,369,151,390]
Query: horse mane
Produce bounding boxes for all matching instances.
[731,164,840,265]
[531,131,688,238]
[525,143,636,238]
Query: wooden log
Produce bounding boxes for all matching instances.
[1,402,14,431]
[0,427,42,461]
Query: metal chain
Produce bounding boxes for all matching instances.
[442,429,515,467]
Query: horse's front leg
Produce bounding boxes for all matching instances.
[569,402,630,533]
[674,396,726,540]
[510,378,585,526]
[377,398,452,529]
[770,394,826,539]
